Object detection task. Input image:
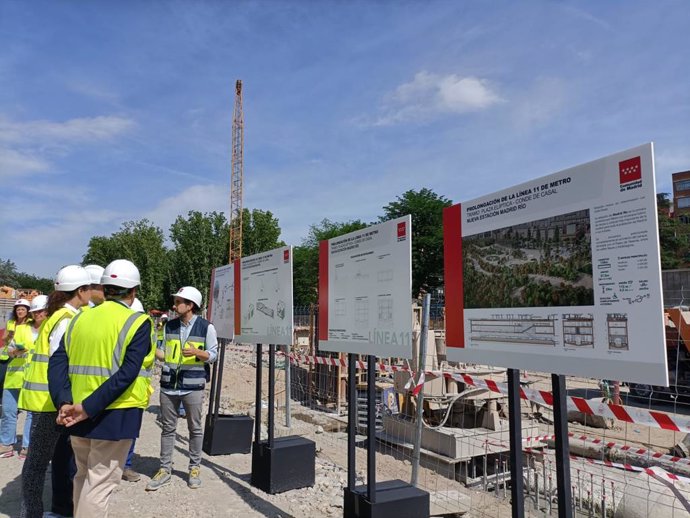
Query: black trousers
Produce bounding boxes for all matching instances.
[20,412,75,518]
[52,430,76,516]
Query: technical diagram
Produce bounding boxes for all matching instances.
[377,296,393,327]
[354,298,369,326]
[256,301,274,318]
[277,300,286,320]
[562,313,594,348]
[377,269,394,282]
[607,313,629,350]
[469,314,558,347]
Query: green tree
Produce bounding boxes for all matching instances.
[293,219,367,306]
[83,220,168,310]
[168,211,230,309]
[380,188,452,295]
[241,209,285,257]
[0,259,53,293]
[0,259,18,286]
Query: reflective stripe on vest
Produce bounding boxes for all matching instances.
[18,307,75,412]
[65,301,155,410]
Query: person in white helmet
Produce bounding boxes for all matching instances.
[19,265,91,518]
[3,298,31,347]
[0,295,48,459]
[49,259,155,517]
[0,299,31,408]
[146,286,217,491]
[83,264,105,307]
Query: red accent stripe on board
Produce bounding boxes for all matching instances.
[443,204,464,348]
[318,240,329,341]
[234,259,241,335]
[207,268,216,321]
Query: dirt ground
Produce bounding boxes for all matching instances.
[0,351,684,518]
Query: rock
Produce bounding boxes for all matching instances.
[315,425,324,434]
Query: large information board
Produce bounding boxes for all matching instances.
[444,143,667,385]
[208,263,235,340]
[318,216,414,358]
[234,246,294,345]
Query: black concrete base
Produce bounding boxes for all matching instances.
[250,436,316,494]
[343,479,430,518]
[202,414,253,456]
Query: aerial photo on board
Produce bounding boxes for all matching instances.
[463,209,594,308]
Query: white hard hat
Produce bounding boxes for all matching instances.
[29,295,48,312]
[130,298,145,313]
[84,265,105,285]
[13,299,30,308]
[161,313,169,320]
[173,286,202,308]
[54,265,91,292]
[101,259,141,289]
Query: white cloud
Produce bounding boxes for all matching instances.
[145,183,229,234]
[367,71,503,126]
[0,115,135,143]
[0,114,136,184]
[0,148,50,178]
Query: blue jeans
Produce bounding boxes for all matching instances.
[1,388,32,448]
[125,438,136,468]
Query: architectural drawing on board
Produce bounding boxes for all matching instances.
[335,299,347,317]
[562,313,594,348]
[377,296,394,327]
[277,300,286,320]
[355,270,370,282]
[377,269,394,283]
[244,304,254,323]
[354,298,369,326]
[257,301,274,318]
[469,314,558,346]
[607,313,629,350]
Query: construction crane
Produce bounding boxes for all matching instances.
[229,79,244,263]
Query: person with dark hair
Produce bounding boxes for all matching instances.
[19,265,91,518]
[3,299,30,348]
[49,259,155,517]
[146,286,217,491]
[0,295,47,459]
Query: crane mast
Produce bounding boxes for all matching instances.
[229,79,244,263]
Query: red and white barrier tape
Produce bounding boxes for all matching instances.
[225,345,690,435]
[521,432,690,468]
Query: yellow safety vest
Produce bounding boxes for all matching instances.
[65,301,155,410]
[19,307,75,412]
[6,319,16,334]
[1,323,35,390]
[161,318,208,391]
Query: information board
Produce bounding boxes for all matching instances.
[444,143,668,385]
[318,216,413,358]
[234,246,294,345]
[208,263,235,340]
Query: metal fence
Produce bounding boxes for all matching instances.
[214,300,690,517]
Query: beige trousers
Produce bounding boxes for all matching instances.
[71,436,132,518]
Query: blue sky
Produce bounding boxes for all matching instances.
[1,1,689,277]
